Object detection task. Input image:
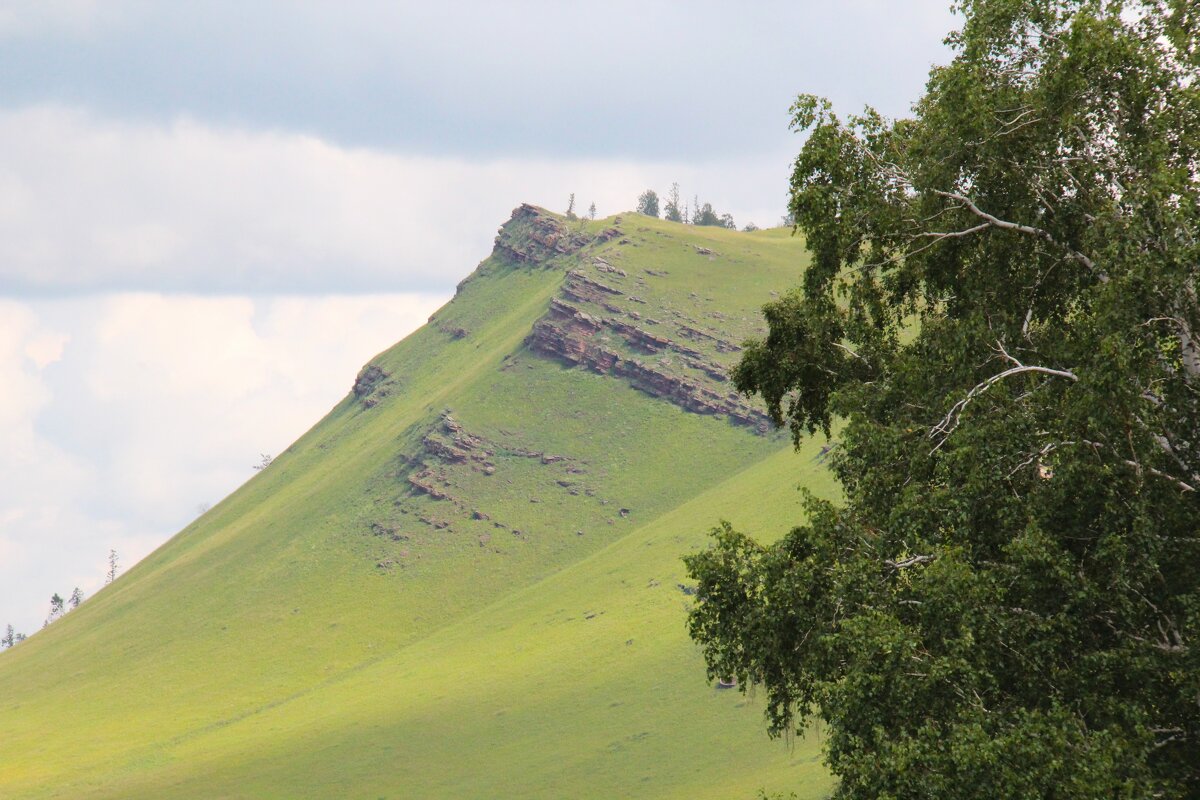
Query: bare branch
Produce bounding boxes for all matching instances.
[915,222,992,240]
[1006,440,1073,479]
[932,189,1107,282]
[1081,438,1197,493]
[1151,730,1188,751]
[885,554,936,570]
[1121,458,1197,493]
[832,341,868,363]
[930,345,1078,451]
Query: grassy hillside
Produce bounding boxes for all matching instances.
[0,207,836,799]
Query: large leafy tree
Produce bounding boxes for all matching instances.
[686,1,1199,797]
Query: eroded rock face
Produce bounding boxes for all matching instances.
[353,364,388,397]
[509,226,773,432]
[403,412,585,520]
[492,204,592,266]
[353,363,393,408]
[527,301,619,374]
[675,323,741,354]
[592,257,626,277]
[526,297,770,432]
[421,414,493,466]
[375,408,624,563]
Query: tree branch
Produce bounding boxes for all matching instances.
[932,189,1107,282]
[916,222,992,240]
[885,554,936,570]
[930,345,1078,451]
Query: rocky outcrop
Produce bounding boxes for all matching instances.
[404,414,496,509]
[528,301,617,373]
[404,413,584,524]
[525,299,770,432]
[492,204,592,266]
[421,414,493,467]
[436,321,469,340]
[678,354,730,382]
[592,257,626,277]
[408,471,455,502]
[675,324,742,354]
[605,319,670,354]
[353,363,392,408]
[560,270,625,311]
[614,358,766,429]
[353,364,387,396]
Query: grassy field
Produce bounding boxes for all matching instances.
[0,209,836,799]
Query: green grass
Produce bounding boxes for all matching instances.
[0,210,834,799]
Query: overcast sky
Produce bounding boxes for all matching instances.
[0,1,956,635]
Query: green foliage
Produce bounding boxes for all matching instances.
[692,202,720,227]
[664,182,683,222]
[688,2,1199,798]
[688,198,736,229]
[637,189,660,217]
[43,594,64,628]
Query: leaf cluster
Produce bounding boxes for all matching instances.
[687,2,1200,797]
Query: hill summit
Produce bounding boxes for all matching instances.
[0,205,837,799]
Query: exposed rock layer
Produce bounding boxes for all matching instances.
[492,204,590,266]
[527,296,770,432]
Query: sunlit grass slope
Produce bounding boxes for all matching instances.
[0,208,834,799]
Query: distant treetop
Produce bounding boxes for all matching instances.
[636,190,659,217]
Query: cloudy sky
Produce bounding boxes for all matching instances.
[0,1,955,635]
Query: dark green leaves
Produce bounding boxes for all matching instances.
[688,1,1200,797]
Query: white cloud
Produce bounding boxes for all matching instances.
[0,292,446,635]
[0,106,793,296]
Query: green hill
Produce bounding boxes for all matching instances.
[0,206,837,799]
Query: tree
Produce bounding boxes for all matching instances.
[253,453,272,471]
[636,189,660,217]
[663,183,683,222]
[686,2,1199,797]
[106,549,119,584]
[587,201,596,221]
[68,587,84,609]
[690,201,734,229]
[1,625,13,649]
[692,201,720,227]
[565,193,577,221]
[44,593,65,627]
